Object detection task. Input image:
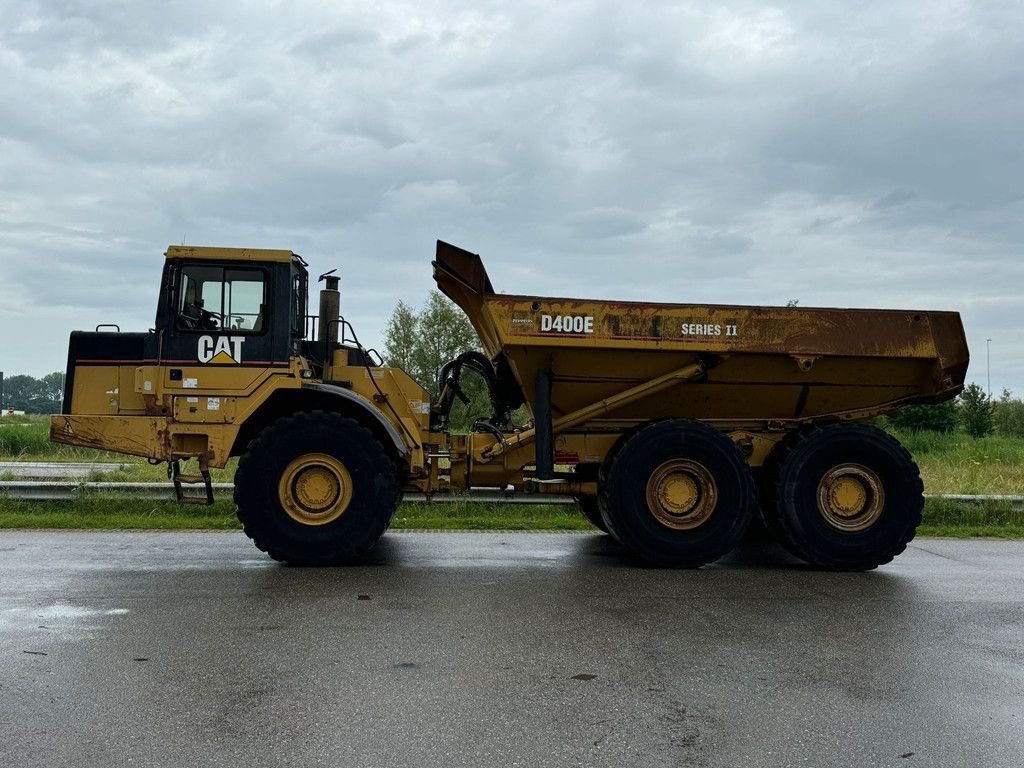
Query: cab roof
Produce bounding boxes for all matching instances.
[164,245,299,263]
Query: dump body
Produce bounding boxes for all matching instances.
[434,241,968,429]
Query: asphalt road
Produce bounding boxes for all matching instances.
[1,532,1021,768]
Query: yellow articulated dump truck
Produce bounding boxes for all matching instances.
[51,241,968,570]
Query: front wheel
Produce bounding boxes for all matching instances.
[234,411,398,565]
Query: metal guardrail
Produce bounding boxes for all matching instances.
[0,481,579,504]
[927,494,1024,511]
[0,481,1021,509]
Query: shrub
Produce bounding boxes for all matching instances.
[889,401,959,433]
[960,383,994,438]
[995,389,1024,438]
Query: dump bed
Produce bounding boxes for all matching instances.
[433,241,968,428]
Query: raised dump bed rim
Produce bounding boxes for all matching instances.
[433,240,969,407]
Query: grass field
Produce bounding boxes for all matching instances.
[895,428,1024,495]
[2,415,1022,537]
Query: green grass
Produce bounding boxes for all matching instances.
[0,416,59,457]
[889,428,1024,495]
[916,498,1024,538]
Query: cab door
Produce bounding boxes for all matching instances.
[161,261,286,391]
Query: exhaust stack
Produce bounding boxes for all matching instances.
[318,270,340,343]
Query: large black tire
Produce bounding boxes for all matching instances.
[575,495,608,533]
[756,435,808,559]
[234,411,397,565]
[770,423,922,570]
[599,420,755,567]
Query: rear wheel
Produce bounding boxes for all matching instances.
[769,423,922,570]
[234,411,397,565]
[600,420,755,567]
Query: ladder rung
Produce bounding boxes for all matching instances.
[177,496,214,505]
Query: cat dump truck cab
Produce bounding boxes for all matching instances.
[52,241,969,570]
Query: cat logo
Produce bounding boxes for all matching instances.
[198,335,244,364]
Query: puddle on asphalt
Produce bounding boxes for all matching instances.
[0,602,130,638]
[237,559,277,569]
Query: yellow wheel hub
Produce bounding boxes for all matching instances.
[278,453,353,526]
[816,463,884,532]
[646,459,718,531]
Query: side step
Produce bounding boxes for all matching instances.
[169,455,214,505]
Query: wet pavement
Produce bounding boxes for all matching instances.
[1,531,1022,767]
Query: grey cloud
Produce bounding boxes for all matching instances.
[291,28,381,58]
[870,189,917,210]
[1,0,1022,394]
[564,207,647,239]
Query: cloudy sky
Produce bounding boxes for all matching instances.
[1,0,1021,394]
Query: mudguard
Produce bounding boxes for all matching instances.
[301,382,409,458]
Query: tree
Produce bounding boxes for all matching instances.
[382,291,490,431]
[959,383,994,438]
[382,301,418,374]
[411,291,480,397]
[2,375,36,412]
[0,372,64,414]
[889,401,959,433]
[39,372,65,410]
[995,388,1024,438]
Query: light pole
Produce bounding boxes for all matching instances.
[986,339,992,400]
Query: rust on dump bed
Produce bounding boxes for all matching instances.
[433,240,968,427]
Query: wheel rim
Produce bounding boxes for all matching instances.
[278,452,353,526]
[816,463,885,532]
[645,459,718,530]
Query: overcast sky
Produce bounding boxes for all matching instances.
[1,0,1021,394]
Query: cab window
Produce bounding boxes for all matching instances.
[177,265,266,333]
